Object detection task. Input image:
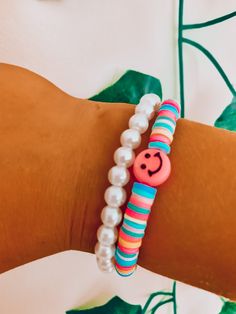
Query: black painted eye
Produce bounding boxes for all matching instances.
[145,153,151,158]
[154,152,161,158]
[140,164,146,169]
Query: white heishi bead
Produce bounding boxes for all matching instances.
[139,93,161,107]
[95,242,115,259]
[120,128,141,149]
[108,165,130,187]
[104,185,126,207]
[113,146,135,167]
[97,225,118,245]
[101,206,122,227]
[135,102,155,120]
[128,113,149,134]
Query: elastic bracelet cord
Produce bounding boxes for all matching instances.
[95,93,161,273]
[115,99,180,277]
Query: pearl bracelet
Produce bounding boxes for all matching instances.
[95,93,161,273]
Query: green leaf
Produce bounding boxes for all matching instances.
[89,70,162,104]
[66,296,142,314]
[219,301,236,314]
[214,97,236,131]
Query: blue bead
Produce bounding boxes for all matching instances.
[121,226,144,238]
[132,182,157,199]
[127,202,150,214]
[155,116,176,125]
[115,252,138,267]
[123,218,146,230]
[152,121,175,133]
[116,247,138,258]
[159,104,180,118]
[148,141,171,154]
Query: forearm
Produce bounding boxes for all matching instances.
[0,64,135,274]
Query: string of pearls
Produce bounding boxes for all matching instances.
[95,93,161,273]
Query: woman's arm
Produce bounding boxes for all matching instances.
[0,63,236,299]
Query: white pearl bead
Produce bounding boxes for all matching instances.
[97,259,114,273]
[101,206,122,227]
[97,225,118,245]
[96,257,113,268]
[99,266,114,273]
[97,257,113,267]
[113,146,135,167]
[95,242,115,259]
[108,165,130,187]
[135,103,155,120]
[128,113,149,134]
[104,185,126,207]
[139,93,161,107]
[120,128,141,149]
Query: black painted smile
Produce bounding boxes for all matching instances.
[148,152,163,177]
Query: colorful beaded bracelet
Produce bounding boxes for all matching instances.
[95,93,161,273]
[115,99,180,276]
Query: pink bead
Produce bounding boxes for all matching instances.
[119,228,143,242]
[129,194,153,209]
[157,110,177,121]
[149,134,171,145]
[117,243,139,255]
[133,148,171,187]
[162,99,181,113]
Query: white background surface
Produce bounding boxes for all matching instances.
[0,0,235,313]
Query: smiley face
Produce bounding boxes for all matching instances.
[133,148,171,187]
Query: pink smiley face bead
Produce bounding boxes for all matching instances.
[133,148,171,187]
